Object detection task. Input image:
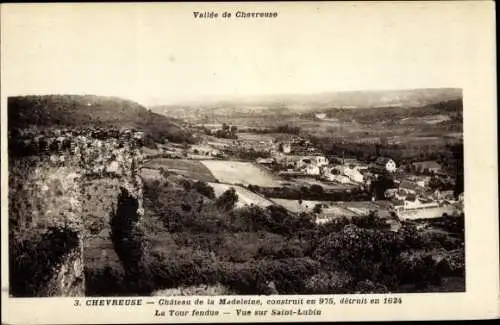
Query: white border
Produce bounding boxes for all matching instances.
[1,2,498,323]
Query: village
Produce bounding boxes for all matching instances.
[139,124,463,227]
[9,120,463,229]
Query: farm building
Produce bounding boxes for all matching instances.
[406,175,432,187]
[295,155,329,169]
[189,145,221,157]
[433,189,456,201]
[412,161,443,174]
[335,165,364,183]
[398,180,422,195]
[391,197,458,220]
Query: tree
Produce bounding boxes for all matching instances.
[193,181,216,199]
[216,188,238,211]
[310,184,324,196]
[371,173,395,200]
[312,203,323,214]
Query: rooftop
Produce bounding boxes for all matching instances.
[412,160,442,169]
[399,180,421,191]
[375,157,394,165]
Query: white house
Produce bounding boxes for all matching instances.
[403,198,439,210]
[303,164,321,176]
[343,166,364,183]
[384,188,399,199]
[325,174,350,183]
[331,165,364,183]
[296,155,329,170]
[322,167,336,181]
[256,157,275,165]
[433,189,456,201]
[279,142,291,154]
[374,157,397,173]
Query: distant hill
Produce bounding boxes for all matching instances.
[316,98,463,123]
[8,95,195,143]
[152,88,463,119]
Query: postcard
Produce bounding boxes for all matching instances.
[1,1,498,323]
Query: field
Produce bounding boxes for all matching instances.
[143,158,217,182]
[270,199,355,216]
[270,199,393,219]
[236,133,277,143]
[201,160,283,187]
[294,177,358,191]
[208,182,274,209]
[397,206,458,220]
[139,167,163,182]
[336,201,392,217]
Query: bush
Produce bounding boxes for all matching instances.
[221,258,319,295]
[193,181,215,199]
[215,188,238,211]
[84,265,127,296]
[149,249,222,289]
[313,224,404,289]
[230,205,315,236]
[351,212,391,230]
[305,271,353,294]
[353,280,390,294]
[395,252,442,289]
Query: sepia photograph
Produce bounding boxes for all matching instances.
[1,1,497,323]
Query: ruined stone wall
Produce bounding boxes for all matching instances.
[9,131,144,297]
[40,236,86,297]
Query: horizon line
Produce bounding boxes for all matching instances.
[5,86,463,107]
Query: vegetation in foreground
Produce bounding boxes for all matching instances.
[85,173,465,296]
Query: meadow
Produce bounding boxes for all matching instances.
[208,182,274,209]
[143,158,217,182]
[201,160,283,187]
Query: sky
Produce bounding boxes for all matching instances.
[1,2,493,106]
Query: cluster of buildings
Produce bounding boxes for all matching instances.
[188,145,224,159]
[258,138,397,187]
[147,142,225,160]
[251,138,462,220]
[136,126,462,222]
[385,177,461,219]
